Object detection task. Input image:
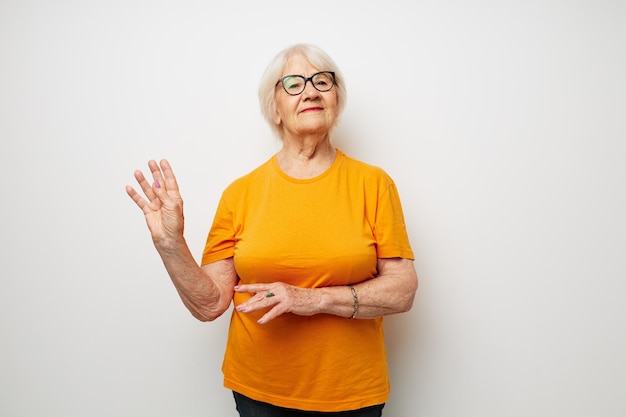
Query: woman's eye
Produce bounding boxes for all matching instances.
[283,77,302,91]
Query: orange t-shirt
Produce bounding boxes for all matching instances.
[202,149,414,412]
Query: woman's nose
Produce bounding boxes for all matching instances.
[301,81,320,99]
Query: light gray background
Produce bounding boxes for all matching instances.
[1,1,625,416]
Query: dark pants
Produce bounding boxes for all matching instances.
[233,392,385,417]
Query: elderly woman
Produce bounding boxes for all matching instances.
[126,43,418,417]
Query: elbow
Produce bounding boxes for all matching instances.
[400,272,419,313]
[401,296,416,313]
[398,295,415,313]
[185,301,229,322]
[192,311,222,322]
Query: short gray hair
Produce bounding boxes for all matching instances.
[258,44,347,139]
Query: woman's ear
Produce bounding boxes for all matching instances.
[271,102,281,126]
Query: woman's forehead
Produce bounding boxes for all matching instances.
[281,54,319,76]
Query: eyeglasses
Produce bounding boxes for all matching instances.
[276,71,336,96]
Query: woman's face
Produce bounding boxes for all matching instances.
[273,53,338,140]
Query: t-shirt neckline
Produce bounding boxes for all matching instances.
[271,148,344,184]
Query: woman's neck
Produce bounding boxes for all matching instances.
[276,136,337,179]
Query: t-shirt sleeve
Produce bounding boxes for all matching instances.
[373,179,415,260]
[201,194,236,265]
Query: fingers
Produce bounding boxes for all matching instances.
[147,159,180,194]
[235,287,276,312]
[235,284,289,324]
[159,159,181,194]
[127,159,181,210]
[235,284,270,294]
[239,299,284,325]
[146,159,183,208]
[125,164,161,215]
[125,184,146,209]
[134,168,156,201]
[257,309,280,325]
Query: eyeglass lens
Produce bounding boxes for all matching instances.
[281,72,334,95]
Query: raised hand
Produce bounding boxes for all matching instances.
[126,159,185,246]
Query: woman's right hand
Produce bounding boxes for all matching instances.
[126,159,185,248]
[127,161,237,321]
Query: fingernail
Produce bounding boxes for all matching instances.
[154,179,160,188]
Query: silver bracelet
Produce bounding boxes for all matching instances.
[348,285,359,319]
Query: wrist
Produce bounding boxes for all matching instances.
[154,235,188,255]
[348,285,359,319]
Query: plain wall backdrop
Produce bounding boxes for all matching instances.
[1,1,625,416]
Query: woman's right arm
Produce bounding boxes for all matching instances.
[158,239,237,321]
[126,159,237,321]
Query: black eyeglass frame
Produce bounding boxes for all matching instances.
[276,71,336,96]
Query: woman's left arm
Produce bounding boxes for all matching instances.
[347,257,418,318]
[235,257,418,324]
